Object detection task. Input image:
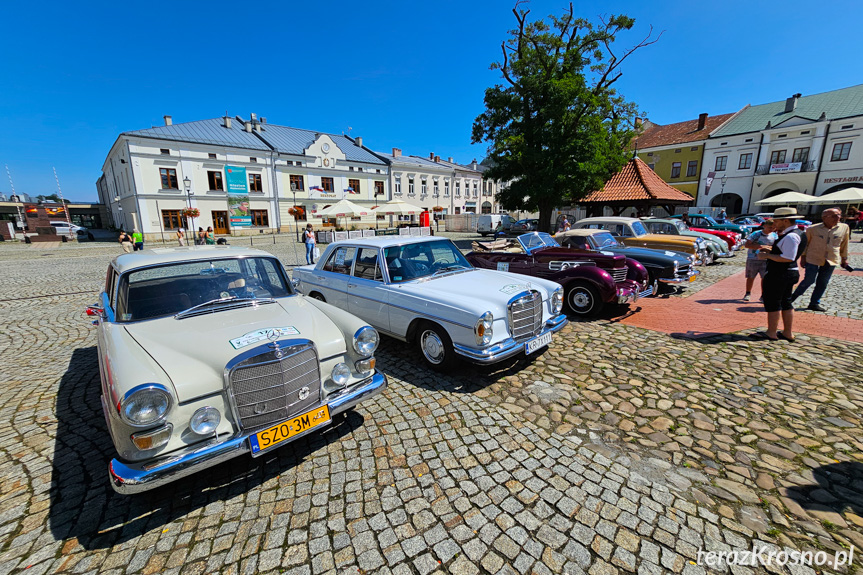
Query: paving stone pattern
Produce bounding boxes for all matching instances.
[0,238,860,574]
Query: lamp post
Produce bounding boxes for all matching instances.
[719,174,728,215]
[291,184,299,242]
[184,176,194,235]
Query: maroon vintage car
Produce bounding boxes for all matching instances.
[466,232,651,316]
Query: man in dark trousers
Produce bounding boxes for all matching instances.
[790,207,849,311]
[754,207,807,342]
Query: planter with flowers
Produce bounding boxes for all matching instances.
[182,208,200,218]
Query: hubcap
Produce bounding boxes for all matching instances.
[420,330,445,364]
[569,289,593,312]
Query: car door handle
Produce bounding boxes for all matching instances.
[348,283,357,288]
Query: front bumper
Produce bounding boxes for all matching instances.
[658,269,701,284]
[452,314,568,364]
[108,370,388,494]
[616,282,641,304]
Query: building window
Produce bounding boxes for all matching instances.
[421,179,427,195]
[349,166,354,171]
[444,181,450,196]
[647,152,653,156]
[800,131,810,135]
[670,162,681,178]
[395,178,401,195]
[161,209,182,229]
[374,181,384,196]
[832,142,852,161]
[348,179,360,195]
[207,170,224,191]
[777,134,787,139]
[473,182,478,197]
[433,181,439,196]
[738,153,753,170]
[455,181,461,196]
[249,157,257,163]
[208,153,217,159]
[408,177,415,195]
[647,163,655,170]
[674,149,681,153]
[745,138,754,143]
[289,174,304,192]
[841,124,854,130]
[321,177,334,192]
[159,168,178,189]
[248,173,263,192]
[160,148,170,155]
[715,156,727,171]
[769,150,787,165]
[690,147,698,152]
[686,160,698,177]
[358,167,363,172]
[250,210,268,227]
[792,147,809,163]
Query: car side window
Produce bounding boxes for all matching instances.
[567,237,589,249]
[353,248,382,281]
[323,247,357,275]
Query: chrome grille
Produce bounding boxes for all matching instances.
[227,343,321,431]
[610,268,627,283]
[677,264,691,278]
[508,291,543,342]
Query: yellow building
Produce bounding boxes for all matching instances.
[633,112,736,197]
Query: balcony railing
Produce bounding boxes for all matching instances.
[755,161,816,175]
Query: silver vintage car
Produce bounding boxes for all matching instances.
[292,236,568,371]
[89,246,386,494]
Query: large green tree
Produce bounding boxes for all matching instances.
[472,2,659,231]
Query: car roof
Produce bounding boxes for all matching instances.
[328,235,451,250]
[642,218,677,224]
[576,217,639,224]
[112,246,277,274]
[557,229,612,237]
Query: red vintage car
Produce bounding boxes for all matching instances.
[684,224,741,250]
[466,232,651,317]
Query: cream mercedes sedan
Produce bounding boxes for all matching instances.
[88,246,386,494]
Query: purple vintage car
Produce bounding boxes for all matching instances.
[466,232,651,316]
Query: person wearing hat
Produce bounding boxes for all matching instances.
[754,207,807,341]
[790,207,849,312]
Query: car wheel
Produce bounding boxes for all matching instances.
[416,321,458,372]
[565,282,602,317]
[87,232,95,241]
[309,292,326,302]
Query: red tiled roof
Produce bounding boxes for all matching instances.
[579,157,695,204]
[633,113,736,149]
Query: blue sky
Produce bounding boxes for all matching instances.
[2,0,861,202]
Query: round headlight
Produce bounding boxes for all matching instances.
[474,311,494,346]
[190,406,221,435]
[552,288,564,314]
[331,362,350,386]
[120,385,172,427]
[353,326,379,357]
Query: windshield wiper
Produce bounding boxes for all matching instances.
[175,296,274,319]
[432,265,469,276]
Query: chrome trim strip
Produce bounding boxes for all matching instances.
[453,314,567,363]
[109,371,387,494]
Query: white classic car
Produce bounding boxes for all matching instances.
[88,246,386,494]
[292,236,568,371]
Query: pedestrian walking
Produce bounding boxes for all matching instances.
[118,230,133,253]
[303,224,316,265]
[176,228,186,246]
[131,228,144,251]
[790,208,850,311]
[206,226,215,245]
[197,227,206,245]
[753,207,807,342]
[742,219,776,301]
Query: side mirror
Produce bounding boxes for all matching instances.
[86,305,104,317]
[291,278,301,289]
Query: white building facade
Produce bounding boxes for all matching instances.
[98,115,389,239]
[696,85,863,215]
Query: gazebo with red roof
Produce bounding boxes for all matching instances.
[577,157,695,217]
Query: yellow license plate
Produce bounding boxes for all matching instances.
[689,274,697,283]
[249,405,330,455]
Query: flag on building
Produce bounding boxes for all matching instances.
[310,185,324,192]
[345,187,359,194]
[704,172,715,196]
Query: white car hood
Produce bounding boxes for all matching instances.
[124,297,346,402]
[394,269,549,311]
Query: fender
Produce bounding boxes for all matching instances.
[547,264,617,303]
[624,259,649,284]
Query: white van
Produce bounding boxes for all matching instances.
[476,214,515,236]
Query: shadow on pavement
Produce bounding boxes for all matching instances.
[785,461,863,517]
[49,347,364,550]
[668,332,761,343]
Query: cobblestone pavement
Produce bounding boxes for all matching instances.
[0,239,861,575]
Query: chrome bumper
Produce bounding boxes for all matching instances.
[108,371,388,494]
[616,287,639,305]
[658,269,701,284]
[717,252,735,258]
[636,285,654,299]
[453,314,568,364]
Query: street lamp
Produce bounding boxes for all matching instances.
[719,174,728,215]
[291,183,299,242]
[184,176,194,233]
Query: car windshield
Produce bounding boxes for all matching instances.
[384,239,472,283]
[517,232,559,253]
[674,221,689,231]
[115,257,293,321]
[700,216,719,226]
[631,221,648,236]
[590,232,620,249]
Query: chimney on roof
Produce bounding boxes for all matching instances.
[448,157,453,163]
[224,116,232,129]
[429,152,434,159]
[471,158,478,169]
[634,117,642,128]
[697,113,708,131]
[163,115,172,126]
[434,155,440,162]
[245,122,252,133]
[392,148,401,158]
[355,136,363,148]
[261,117,267,124]
[784,93,801,113]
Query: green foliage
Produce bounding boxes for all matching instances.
[472,2,659,231]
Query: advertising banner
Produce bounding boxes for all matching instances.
[769,163,802,174]
[226,165,251,227]
[704,172,715,196]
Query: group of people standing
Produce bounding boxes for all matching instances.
[118,226,217,251]
[747,206,851,342]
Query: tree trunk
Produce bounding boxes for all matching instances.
[538,201,555,233]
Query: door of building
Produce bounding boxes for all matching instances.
[212,211,228,235]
